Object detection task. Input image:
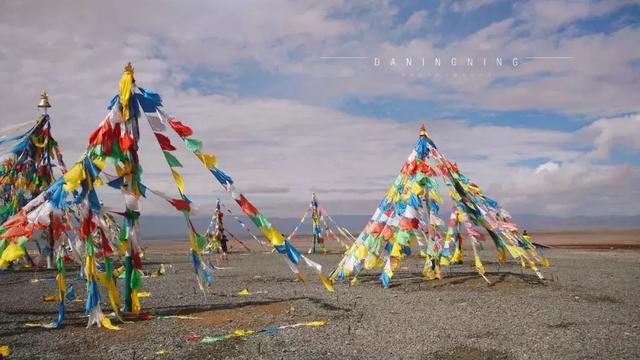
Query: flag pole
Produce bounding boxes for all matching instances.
[37,92,55,269]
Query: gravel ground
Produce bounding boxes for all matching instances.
[1,248,639,359]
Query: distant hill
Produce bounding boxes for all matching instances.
[138,213,640,240]
[511,214,640,232]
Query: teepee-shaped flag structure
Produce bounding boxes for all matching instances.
[0,92,68,269]
[1,63,334,329]
[204,199,251,252]
[331,125,549,288]
[288,192,353,254]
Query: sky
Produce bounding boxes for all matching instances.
[0,0,639,219]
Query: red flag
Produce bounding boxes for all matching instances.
[80,217,95,238]
[416,162,435,176]
[169,198,191,212]
[399,217,419,231]
[370,222,384,236]
[382,226,394,241]
[168,119,193,138]
[88,120,113,152]
[154,132,176,151]
[119,131,134,153]
[237,195,258,217]
[101,230,114,257]
[132,250,143,269]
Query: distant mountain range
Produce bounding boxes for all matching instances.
[138,213,640,240]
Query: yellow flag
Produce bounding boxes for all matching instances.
[63,163,85,192]
[260,227,285,246]
[506,245,525,258]
[319,274,334,293]
[171,169,185,194]
[0,345,10,357]
[364,255,378,270]
[452,248,462,263]
[304,320,327,326]
[100,317,121,331]
[42,295,58,302]
[232,329,256,337]
[131,289,141,314]
[24,323,44,328]
[474,255,485,275]
[422,265,436,280]
[385,186,395,199]
[197,152,218,169]
[238,289,250,295]
[390,242,402,258]
[56,273,67,301]
[410,182,424,196]
[93,157,106,170]
[1,242,26,264]
[85,256,95,278]
[119,63,134,121]
[107,280,121,318]
[355,244,368,259]
[115,163,124,176]
[429,189,443,204]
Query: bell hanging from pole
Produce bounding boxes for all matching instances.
[37,91,51,113]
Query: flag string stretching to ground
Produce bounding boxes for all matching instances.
[0,62,333,330]
[330,125,549,288]
[203,199,251,253]
[199,320,328,343]
[287,192,352,254]
[140,92,334,292]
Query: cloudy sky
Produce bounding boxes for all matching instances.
[1,0,639,219]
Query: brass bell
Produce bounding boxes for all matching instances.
[37,91,51,109]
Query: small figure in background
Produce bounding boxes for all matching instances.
[219,232,229,261]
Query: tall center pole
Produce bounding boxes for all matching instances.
[421,125,431,244]
[311,192,319,254]
[120,63,141,314]
[424,179,431,242]
[38,92,55,269]
[215,199,224,244]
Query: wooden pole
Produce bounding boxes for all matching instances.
[311,193,318,253]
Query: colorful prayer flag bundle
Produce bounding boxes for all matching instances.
[1,63,334,330]
[0,96,68,267]
[287,192,353,254]
[204,199,251,252]
[330,125,549,287]
[0,93,84,328]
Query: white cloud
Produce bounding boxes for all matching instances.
[581,114,640,159]
[451,0,501,13]
[535,161,560,174]
[400,10,429,33]
[0,0,638,219]
[518,0,639,33]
